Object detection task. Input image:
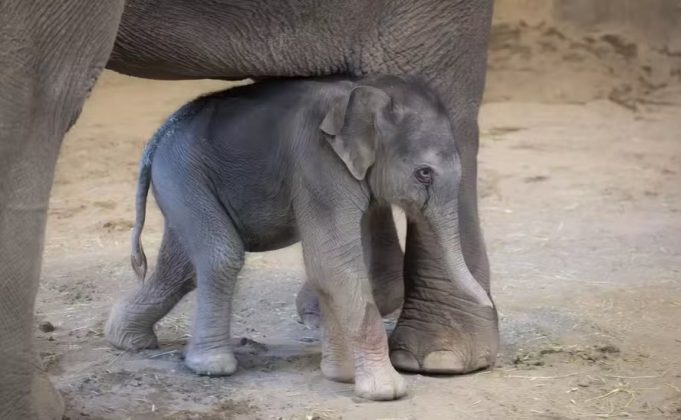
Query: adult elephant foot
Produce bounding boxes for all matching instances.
[32,370,65,420]
[389,217,499,374]
[0,352,65,420]
[389,302,498,373]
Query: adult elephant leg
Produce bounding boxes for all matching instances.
[389,107,499,373]
[0,2,123,418]
[296,204,404,328]
[389,210,498,373]
[383,3,499,373]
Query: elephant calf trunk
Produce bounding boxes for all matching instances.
[428,207,493,308]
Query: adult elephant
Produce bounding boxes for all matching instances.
[0,0,497,418]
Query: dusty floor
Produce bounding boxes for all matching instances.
[36,40,681,419]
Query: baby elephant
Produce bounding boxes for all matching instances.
[106,75,485,400]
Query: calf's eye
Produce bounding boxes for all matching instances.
[415,167,434,185]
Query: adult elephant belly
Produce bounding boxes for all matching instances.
[107,0,500,375]
[107,0,357,80]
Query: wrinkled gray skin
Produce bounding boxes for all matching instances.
[104,76,495,401]
[0,0,497,417]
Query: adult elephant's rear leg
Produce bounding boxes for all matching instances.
[106,226,195,351]
[0,2,123,418]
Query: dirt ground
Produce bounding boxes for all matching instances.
[35,25,681,420]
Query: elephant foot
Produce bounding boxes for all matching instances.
[105,301,159,351]
[320,353,354,383]
[354,363,407,401]
[295,282,321,329]
[300,312,321,329]
[389,302,499,374]
[32,371,65,420]
[184,348,237,376]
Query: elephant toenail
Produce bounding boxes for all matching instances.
[390,350,420,372]
[422,351,466,374]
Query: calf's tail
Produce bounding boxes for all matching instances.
[130,97,206,281]
[130,148,152,281]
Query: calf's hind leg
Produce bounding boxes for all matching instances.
[106,226,195,350]
[182,211,245,376]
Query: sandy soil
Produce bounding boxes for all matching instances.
[35,30,681,419]
[484,21,681,107]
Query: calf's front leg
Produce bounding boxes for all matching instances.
[301,206,407,401]
[296,204,404,328]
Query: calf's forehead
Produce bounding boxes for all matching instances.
[391,107,457,155]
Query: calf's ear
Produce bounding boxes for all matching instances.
[320,86,392,180]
